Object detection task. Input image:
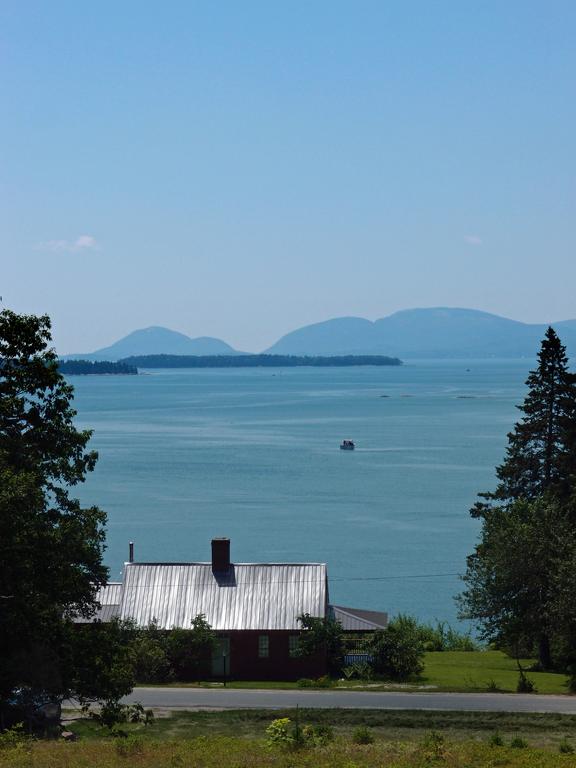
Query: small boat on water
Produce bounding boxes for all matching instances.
[340,439,355,450]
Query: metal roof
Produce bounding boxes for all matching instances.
[118,562,327,630]
[330,604,388,631]
[74,582,123,623]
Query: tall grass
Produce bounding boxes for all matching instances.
[1,735,575,767]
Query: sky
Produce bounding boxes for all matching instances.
[1,1,575,354]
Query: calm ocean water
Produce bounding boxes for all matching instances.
[70,359,533,626]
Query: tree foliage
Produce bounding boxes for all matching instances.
[459,499,576,658]
[368,616,425,680]
[131,616,216,683]
[0,310,108,707]
[295,614,344,676]
[473,327,576,513]
[163,615,216,681]
[64,619,137,705]
[460,328,576,669]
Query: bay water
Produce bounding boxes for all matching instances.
[71,359,533,627]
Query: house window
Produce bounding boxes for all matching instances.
[258,635,269,658]
[289,635,299,658]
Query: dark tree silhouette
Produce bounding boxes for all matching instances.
[0,310,108,710]
[473,327,576,514]
[463,328,576,669]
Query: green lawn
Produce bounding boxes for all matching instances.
[421,651,569,694]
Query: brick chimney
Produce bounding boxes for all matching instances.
[211,538,231,573]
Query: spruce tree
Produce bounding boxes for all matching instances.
[475,327,576,512]
[462,328,576,669]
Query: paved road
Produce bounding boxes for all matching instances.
[124,687,576,714]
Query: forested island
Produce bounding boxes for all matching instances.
[118,353,402,368]
[58,359,138,375]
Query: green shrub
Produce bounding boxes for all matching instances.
[489,731,504,746]
[385,615,478,652]
[342,666,356,679]
[343,661,373,680]
[296,676,334,688]
[352,726,374,744]
[295,614,345,676]
[559,739,574,754]
[265,718,294,749]
[510,737,528,748]
[127,702,154,726]
[133,633,171,683]
[115,736,145,757]
[421,730,446,759]
[302,724,334,746]
[369,619,425,680]
[164,615,215,681]
[0,724,28,751]
[85,700,154,732]
[266,717,333,750]
[516,671,536,693]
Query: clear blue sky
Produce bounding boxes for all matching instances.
[1,1,574,353]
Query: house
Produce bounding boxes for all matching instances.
[87,537,387,680]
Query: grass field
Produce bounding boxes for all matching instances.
[421,651,569,693]
[3,739,576,768]
[6,710,576,768]
[63,708,576,747]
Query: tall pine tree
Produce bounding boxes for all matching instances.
[473,327,576,514]
[462,328,576,669]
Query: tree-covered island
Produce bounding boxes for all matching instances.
[58,360,138,375]
[117,353,402,368]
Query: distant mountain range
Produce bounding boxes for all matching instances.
[62,309,576,362]
[63,326,240,361]
[265,308,576,359]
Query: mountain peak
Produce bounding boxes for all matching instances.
[63,326,239,361]
[266,308,576,358]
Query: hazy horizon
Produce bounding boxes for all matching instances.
[2,2,574,354]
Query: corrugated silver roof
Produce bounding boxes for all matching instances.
[74,582,123,623]
[119,563,327,630]
[331,605,388,631]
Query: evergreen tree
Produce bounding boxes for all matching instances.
[479,327,576,508]
[462,328,576,669]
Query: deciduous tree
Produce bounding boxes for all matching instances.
[0,309,108,710]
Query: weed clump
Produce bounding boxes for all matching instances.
[559,739,574,754]
[421,730,446,760]
[352,726,374,744]
[489,731,504,746]
[115,736,145,757]
[516,670,537,693]
[297,676,334,688]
